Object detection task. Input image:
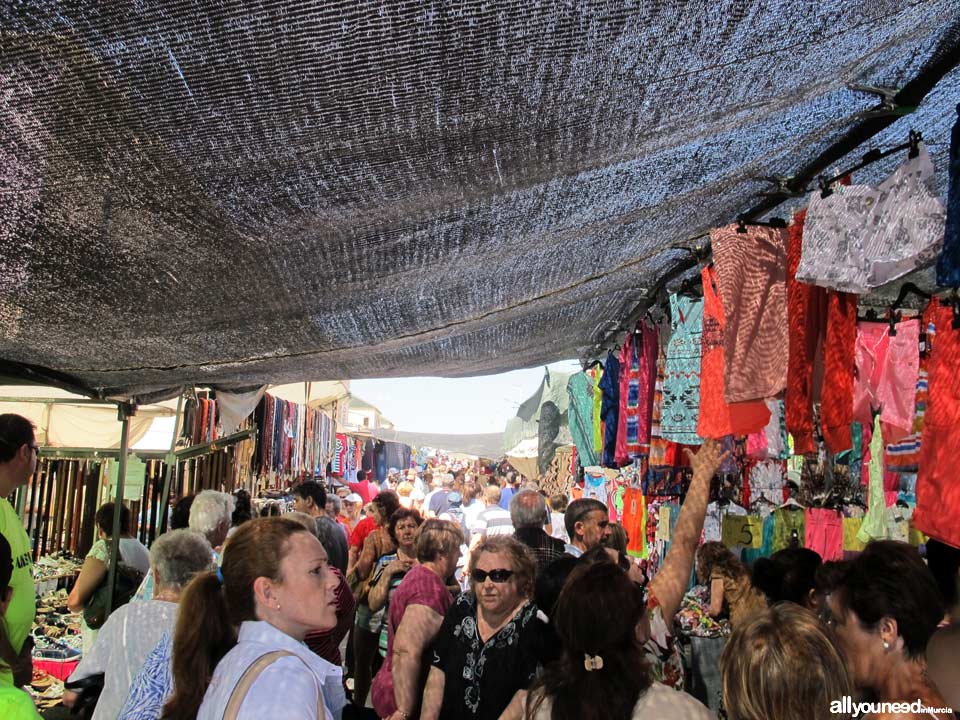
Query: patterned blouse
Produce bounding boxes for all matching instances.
[117,631,173,720]
[431,594,547,719]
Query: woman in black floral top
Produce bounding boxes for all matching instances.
[420,536,546,720]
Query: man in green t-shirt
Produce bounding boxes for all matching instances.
[0,414,38,689]
[0,532,40,717]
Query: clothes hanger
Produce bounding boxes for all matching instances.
[890,282,931,311]
[887,283,932,337]
[749,492,776,513]
[735,215,788,233]
[779,496,805,510]
[818,130,922,198]
[845,496,867,510]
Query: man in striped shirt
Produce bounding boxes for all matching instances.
[468,485,514,551]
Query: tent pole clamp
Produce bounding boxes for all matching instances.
[847,83,916,119]
[752,175,807,199]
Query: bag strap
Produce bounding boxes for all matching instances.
[222,650,328,720]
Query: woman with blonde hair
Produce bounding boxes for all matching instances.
[721,603,852,720]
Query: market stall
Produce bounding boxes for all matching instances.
[561,128,959,570]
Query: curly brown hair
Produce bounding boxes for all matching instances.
[696,541,745,583]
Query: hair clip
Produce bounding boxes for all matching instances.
[216,567,224,585]
[584,653,604,671]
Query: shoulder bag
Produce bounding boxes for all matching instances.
[222,650,327,720]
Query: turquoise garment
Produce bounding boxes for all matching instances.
[836,421,863,466]
[567,372,599,467]
[858,416,887,543]
[743,514,776,564]
[661,294,704,445]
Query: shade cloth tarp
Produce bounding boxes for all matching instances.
[2,3,960,400]
[371,427,505,460]
[504,368,575,452]
[0,385,177,448]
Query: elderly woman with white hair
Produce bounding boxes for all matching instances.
[188,490,235,556]
[133,490,233,604]
[64,530,215,720]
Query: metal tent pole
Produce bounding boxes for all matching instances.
[157,392,184,535]
[105,403,134,616]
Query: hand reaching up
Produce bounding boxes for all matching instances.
[683,438,731,480]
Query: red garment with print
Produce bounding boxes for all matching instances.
[697,265,771,438]
[785,209,856,454]
[622,488,646,558]
[914,299,960,548]
[616,322,659,465]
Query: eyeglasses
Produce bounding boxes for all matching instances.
[470,568,514,584]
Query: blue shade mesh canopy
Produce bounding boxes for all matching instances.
[1,1,959,401]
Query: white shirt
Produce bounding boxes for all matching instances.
[198,621,346,720]
[462,499,485,530]
[549,511,569,542]
[70,599,179,720]
[530,683,714,720]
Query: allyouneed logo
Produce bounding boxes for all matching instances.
[831,697,954,717]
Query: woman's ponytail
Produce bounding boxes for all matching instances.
[161,518,315,718]
[161,570,237,720]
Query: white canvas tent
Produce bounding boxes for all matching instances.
[0,385,179,449]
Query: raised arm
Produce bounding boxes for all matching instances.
[356,530,381,580]
[647,439,729,622]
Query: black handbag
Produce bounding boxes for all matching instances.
[64,673,104,720]
[82,563,144,629]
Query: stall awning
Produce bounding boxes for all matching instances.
[0,385,178,448]
[371,428,505,461]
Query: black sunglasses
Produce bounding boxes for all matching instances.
[470,568,514,584]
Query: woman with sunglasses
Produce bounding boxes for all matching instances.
[421,536,545,720]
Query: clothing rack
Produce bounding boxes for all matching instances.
[587,126,926,361]
[585,26,960,360]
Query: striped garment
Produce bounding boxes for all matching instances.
[885,318,932,473]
